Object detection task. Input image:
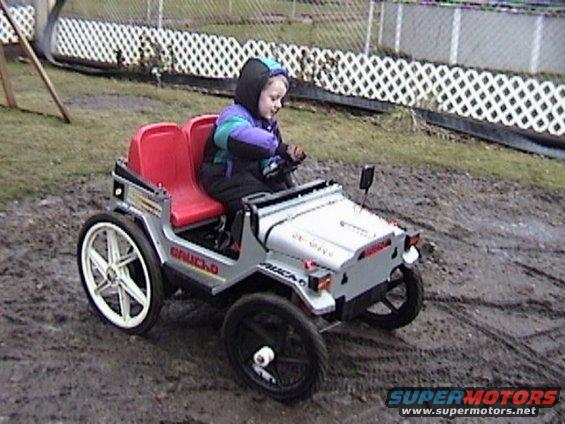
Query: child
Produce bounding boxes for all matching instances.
[199,57,305,215]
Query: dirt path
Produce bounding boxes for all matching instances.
[1,160,563,422]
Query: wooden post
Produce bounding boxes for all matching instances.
[0,43,17,107]
[0,0,70,123]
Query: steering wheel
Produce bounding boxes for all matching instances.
[262,159,300,188]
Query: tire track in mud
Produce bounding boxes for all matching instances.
[514,261,565,289]
[368,205,565,258]
[493,246,565,255]
[425,291,565,318]
[542,344,565,359]
[322,367,459,394]
[437,303,564,382]
[334,344,465,359]
[367,205,469,244]
[320,315,497,394]
[317,294,563,396]
[325,360,473,383]
[323,359,486,394]
[521,325,565,341]
[367,201,565,328]
[326,331,487,360]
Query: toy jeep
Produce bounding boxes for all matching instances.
[77,115,424,402]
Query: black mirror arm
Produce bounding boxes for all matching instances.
[359,164,375,208]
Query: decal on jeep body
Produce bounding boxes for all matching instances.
[171,246,219,275]
[260,262,307,287]
[292,233,335,257]
[126,187,162,216]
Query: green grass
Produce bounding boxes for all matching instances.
[281,106,564,190]
[0,60,563,208]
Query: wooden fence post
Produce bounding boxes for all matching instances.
[0,43,17,107]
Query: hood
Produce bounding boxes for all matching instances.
[234,57,289,119]
[258,192,403,271]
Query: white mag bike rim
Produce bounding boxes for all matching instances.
[81,221,152,329]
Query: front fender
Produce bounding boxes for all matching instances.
[257,260,335,316]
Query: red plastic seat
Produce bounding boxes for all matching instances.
[182,115,218,181]
[128,118,225,228]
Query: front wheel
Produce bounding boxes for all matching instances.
[77,212,164,335]
[362,266,423,330]
[222,293,328,403]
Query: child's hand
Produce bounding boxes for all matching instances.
[287,145,307,163]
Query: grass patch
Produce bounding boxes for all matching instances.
[0,60,563,208]
[282,106,565,190]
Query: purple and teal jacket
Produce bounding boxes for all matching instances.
[202,57,290,177]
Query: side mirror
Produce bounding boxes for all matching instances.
[359,164,375,191]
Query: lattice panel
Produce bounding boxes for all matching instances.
[171,30,244,78]
[57,18,145,66]
[54,17,564,137]
[0,5,34,44]
[292,50,565,136]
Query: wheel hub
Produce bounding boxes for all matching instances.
[253,346,275,367]
[106,266,119,285]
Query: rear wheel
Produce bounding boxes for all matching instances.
[362,266,423,330]
[222,293,327,403]
[77,212,164,334]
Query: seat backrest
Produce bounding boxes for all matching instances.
[128,123,193,192]
[182,115,218,179]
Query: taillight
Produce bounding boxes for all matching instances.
[359,239,391,260]
[302,259,318,270]
[405,232,421,249]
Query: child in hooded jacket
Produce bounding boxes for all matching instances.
[199,57,305,215]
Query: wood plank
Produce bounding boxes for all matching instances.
[0,42,16,107]
[0,0,70,122]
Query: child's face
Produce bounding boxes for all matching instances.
[258,77,288,120]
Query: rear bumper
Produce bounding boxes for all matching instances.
[332,280,390,321]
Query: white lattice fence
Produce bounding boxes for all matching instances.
[297,51,565,137]
[0,4,34,44]
[54,17,565,137]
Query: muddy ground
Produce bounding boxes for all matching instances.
[0,160,563,423]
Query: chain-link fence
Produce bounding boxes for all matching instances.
[56,0,564,76]
[59,1,374,56]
